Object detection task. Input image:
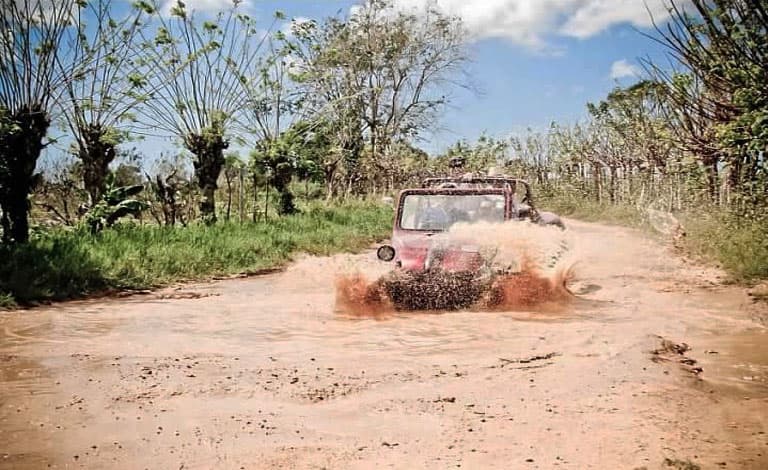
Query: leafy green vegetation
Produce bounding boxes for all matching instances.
[681,212,768,282]
[0,201,392,306]
[540,195,647,229]
[540,192,768,282]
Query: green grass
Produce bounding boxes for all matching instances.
[680,212,768,281]
[0,292,16,309]
[542,198,647,228]
[1,200,393,306]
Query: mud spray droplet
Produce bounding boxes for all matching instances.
[335,221,577,316]
[485,257,575,310]
[335,273,392,318]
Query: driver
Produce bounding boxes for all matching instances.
[419,197,450,230]
[447,198,470,223]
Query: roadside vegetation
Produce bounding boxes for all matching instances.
[1,0,767,306]
[0,200,391,307]
[541,197,768,282]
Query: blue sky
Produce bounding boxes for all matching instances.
[247,0,677,153]
[430,25,668,153]
[41,0,680,171]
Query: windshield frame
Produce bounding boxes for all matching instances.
[395,189,509,232]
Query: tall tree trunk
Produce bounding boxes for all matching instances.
[0,209,9,243]
[703,153,719,204]
[252,174,259,223]
[0,107,50,243]
[238,169,244,223]
[325,176,335,201]
[593,164,603,203]
[80,125,117,205]
[264,180,269,221]
[609,165,617,204]
[199,183,216,222]
[185,131,227,224]
[273,171,296,216]
[225,177,232,221]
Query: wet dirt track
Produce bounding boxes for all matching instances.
[1,220,767,469]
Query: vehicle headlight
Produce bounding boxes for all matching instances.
[377,245,396,262]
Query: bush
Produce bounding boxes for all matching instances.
[0,200,393,306]
[540,193,646,228]
[681,212,768,281]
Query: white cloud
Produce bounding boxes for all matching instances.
[609,59,641,79]
[560,0,674,38]
[389,0,681,50]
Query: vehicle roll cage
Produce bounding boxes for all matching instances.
[421,176,535,207]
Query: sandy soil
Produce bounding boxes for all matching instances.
[1,219,766,469]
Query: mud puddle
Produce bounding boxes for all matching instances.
[336,220,576,316]
[1,219,767,469]
[693,329,768,397]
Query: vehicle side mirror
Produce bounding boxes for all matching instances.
[377,245,396,262]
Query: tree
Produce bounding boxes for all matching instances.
[222,153,243,220]
[289,0,469,193]
[652,0,768,205]
[32,157,87,226]
[0,0,78,242]
[136,0,270,223]
[57,0,149,205]
[348,1,468,178]
[250,123,317,215]
[241,30,298,216]
[288,16,366,197]
[145,155,191,227]
[241,28,327,214]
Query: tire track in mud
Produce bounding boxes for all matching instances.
[103,351,562,407]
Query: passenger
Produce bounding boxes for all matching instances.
[477,199,504,223]
[477,200,495,222]
[447,199,470,223]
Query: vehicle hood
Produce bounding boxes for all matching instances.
[392,231,483,272]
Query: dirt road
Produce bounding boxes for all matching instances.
[1,220,766,469]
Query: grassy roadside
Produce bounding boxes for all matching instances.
[541,196,768,282]
[541,198,647,229]
[0,201,393,308]
[680,213,768,281]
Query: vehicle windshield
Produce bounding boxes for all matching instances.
[399,194,506,231]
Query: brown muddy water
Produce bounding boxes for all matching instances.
[1,220,767,469]
[336,220,576,315]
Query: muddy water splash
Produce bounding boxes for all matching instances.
[336,221,576,314]
[335,273,393,318]
[485,258,575,310]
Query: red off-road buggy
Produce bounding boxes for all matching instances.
[374,176,564,310]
